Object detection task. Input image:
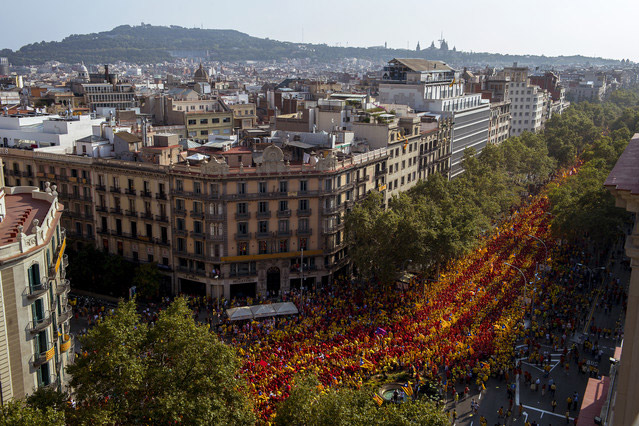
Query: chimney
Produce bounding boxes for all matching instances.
[104,65,109,82]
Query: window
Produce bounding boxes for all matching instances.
[176,218,185,231]
[200,130,208,136]
[176,179,184,192]
[188,119,196,125]
[299,238,308,250]
[195,240,204,255]
[279,240,288,253]
[324,179,332,191]
[279,200,288,212]
[237,202,248,214]
[27,263,41,290]
[299,180,308,192]
[194,221,203,234]
[212,118,220,124]
[299,199,309,211]
[237,222,248,235]
[258,181,267,193]
[278,220,289,232]
[223,117,231,123]
[258,201,268,213]
[298,218,309,231]
[199,119,208,124]
[238,242,248,256]
[175,199,185,211]
[177,238,186,251]
[237,182,246,194]
[259,241,268,254]
[258,221,268,233]
[279,181,288,193]
[193,182,201,194]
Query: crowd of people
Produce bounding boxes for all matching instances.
[69,165,630,423]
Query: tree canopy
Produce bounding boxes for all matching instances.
[67,298,255,425]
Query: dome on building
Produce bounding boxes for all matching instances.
[77,63,89,82]
[193,63,209,83]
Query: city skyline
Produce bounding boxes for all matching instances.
[1,0,637,62]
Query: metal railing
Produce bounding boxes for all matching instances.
[27,311,52,334]
[56,279,70,295]
[27,281,49,300]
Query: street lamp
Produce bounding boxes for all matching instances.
[576,263,605,291]
[505,262,534,319]
[526,234,548,274]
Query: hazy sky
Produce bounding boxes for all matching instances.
[2,0,638,61]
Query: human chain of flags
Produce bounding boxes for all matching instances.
[227,166,581,421]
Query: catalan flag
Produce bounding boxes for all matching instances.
[402,383,413,396]
[360,358,374,370]
[373,393,384,406]
[448,78,456,88]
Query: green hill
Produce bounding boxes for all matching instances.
[0,24,624,67]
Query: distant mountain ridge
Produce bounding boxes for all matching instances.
[0,24,624,68]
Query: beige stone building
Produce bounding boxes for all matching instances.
[604,133,639,426]
[0,159,72,400]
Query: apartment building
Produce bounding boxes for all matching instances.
[0,160,73,400]
[378,58,490,178]
[488,101,511,145]
[1,139,386,299]
[499,64,549,136]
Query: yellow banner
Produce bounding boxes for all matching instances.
[54,238,66,274]
[60,337,71,353]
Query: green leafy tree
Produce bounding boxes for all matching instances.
[132,262,161,299]
[67,298,255,425]
[0,400,64,426]
[275,375,447,426]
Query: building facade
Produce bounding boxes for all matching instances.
[0,160,72,401]
[1,144,388,300]
[378,58,489,178]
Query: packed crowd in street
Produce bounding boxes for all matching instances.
[69,166,629,423]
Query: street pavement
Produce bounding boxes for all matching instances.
[445,243,629,426]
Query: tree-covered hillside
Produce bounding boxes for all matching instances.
[0,24,626,67]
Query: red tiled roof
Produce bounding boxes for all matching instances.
[0,193,51,245]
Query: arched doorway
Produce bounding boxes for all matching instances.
[266,267,281,297]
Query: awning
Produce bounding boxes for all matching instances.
[186,153,210,161]
[286,140,315,149]
[225,306,253,321]
[272,302,299,316]
[250,304,276,318]
[226,302,298,321]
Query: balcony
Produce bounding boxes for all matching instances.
[31,345,54,368]
[95,184,106,192]
[190,210,205,219]
[155,192,167,200]
[256,211,271,219]
[140,190,152,198]
[207,234,225,242]
[174,209,187,216]
[27,311,52,334]
[109,186,121,194]
[296,228,312,236]
[96,205,108,213]
[58,305,73,323]
[154,238,170,246]
[190,231,206,239]
[375,168,387,177]
[125,210,138,218]
[110,207,123,215]
[56,279,71,295]
[27,281,49,300]
[322,205,344,215]
[63,254,68,268]
[206,213,224,221]
[124,188,137,196]
[296,209,312,217]
[235,211,251,220]
[357,174,370,183]
[234,232,252,240]
[175,229,188,237]
[256,231,272,239]
[277,229,292,237]
[155,215,169,223]
[60,334,73,353]
[140,211,153,220]
[277,209,292,218]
